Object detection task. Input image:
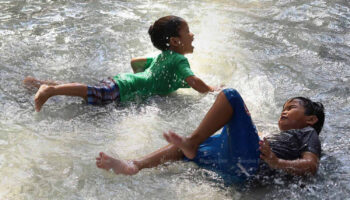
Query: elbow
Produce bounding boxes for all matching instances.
[307,159,319,176]
[130,59,137,73]
[130,59,136,67]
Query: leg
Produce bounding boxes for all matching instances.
[96,144,184,175]
[35,83,88,112]
[23,76,62,89]
[164,91,233,159]
[166,89,260,183]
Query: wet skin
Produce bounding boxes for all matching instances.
[169,21,194,55]
[278,99,315,131]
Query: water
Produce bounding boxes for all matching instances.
[0,0,349,199]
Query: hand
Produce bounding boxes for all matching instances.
[259,138,279,169]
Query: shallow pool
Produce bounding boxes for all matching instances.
[0,0,349,199]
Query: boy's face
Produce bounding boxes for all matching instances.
[278,99,311,131]
[174,21,194,54]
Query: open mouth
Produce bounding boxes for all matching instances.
[280,116,287,120]
[191,39,195,48]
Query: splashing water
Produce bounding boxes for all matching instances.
[0,0,349,199]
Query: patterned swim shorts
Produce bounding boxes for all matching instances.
[87,77,120,105]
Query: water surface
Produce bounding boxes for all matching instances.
[0,0,349,199]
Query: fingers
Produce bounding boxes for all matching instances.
[168,131,179,137]
[168,131,181,140]
[259,139,271,158]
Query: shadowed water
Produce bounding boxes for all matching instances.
[0,0,349,199]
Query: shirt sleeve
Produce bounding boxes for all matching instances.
[175,57,194,80]
[299,129,321,158]
[144,57,154,70]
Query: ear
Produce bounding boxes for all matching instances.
[169,37,180,47]
[306,115,318,126]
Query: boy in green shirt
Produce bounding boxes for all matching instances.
[24,16,219,111]
[115,50,195,102]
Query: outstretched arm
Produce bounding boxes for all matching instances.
[185,75,220,93]
[130,57,148,73]
[259,138,319,176]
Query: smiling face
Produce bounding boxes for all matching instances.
[169,21,194,55]
[278,99,311,131]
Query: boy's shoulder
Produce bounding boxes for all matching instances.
[282,127,321,152]
[153,51,189,71]
[288,126,316,133]
[291,126,317,135]
[283,126,319,139]
[272,126,322,158]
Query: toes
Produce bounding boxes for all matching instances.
[100,152,108,159]
[100,152,111,161]
[169,131,180,140]
[34,95,43,112]
[35,103,41,112]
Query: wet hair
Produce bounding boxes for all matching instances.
[288,97,325,134]
[148,15,185,51]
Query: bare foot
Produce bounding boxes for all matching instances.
[96,152,139,175]
[23,76,42,89]
[163,131,198,159]
[23,76,60,90]
[34,85,53,112]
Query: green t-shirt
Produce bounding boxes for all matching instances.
[113,50,194,102]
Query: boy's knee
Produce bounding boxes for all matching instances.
[217,90,227,99]
[222,88,241,100]
[220,88,245,110]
